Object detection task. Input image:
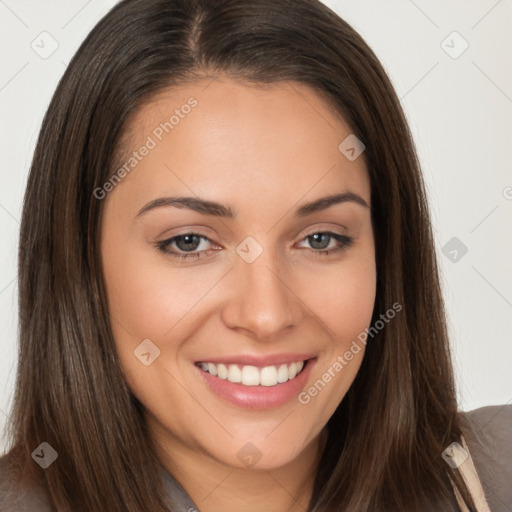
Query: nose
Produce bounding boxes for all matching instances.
[221,249,303,341]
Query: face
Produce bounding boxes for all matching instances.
[100,77,376,470]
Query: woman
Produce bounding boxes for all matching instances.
[0,0,510,511]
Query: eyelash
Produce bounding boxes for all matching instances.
[154,231,354,261]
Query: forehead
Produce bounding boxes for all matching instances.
[112,77,370,212]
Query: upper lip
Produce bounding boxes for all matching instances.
[196,353,316,368]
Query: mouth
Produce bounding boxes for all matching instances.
[194,355,317,409]
[195,359,308,387]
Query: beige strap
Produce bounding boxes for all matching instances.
[449,436,491,512]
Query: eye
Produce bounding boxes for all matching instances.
[296,232,353,256]
[155,233,218,260]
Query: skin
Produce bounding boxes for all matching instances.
[100,77,376,512]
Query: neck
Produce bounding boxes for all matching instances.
[153,423,328,512]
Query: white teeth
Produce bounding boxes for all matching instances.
[260,366,278,387]
[241,366,260,386]
[227,364,242,383]
[217,363,228,380]
[198,360,307,387]
[277,364,289,383]
[288,362,298,379]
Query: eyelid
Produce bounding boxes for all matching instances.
[298,224,349,238]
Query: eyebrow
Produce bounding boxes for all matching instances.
[135,191,370,219]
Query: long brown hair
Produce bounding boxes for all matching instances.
[3,0,473,510]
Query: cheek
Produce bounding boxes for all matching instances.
[102,239,222,353]
[306,266,375,334]
[301,244,377,347]
[101,242,221,435]
[294,246,376,417]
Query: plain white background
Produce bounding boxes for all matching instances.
[1,0,511,453]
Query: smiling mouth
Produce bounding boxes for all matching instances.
[195,359,311,387]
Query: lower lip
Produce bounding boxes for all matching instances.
[195,359,316,410]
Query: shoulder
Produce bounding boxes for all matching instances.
[0,455,55,512]
[460,404,512,512]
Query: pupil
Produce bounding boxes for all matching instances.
[177,235,200,251]
[310,233,330,249]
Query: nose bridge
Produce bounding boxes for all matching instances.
[222,241,302,339]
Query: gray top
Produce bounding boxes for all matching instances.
[160,465,201,511]
[461,404,512,512]
[1,404,511,511]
